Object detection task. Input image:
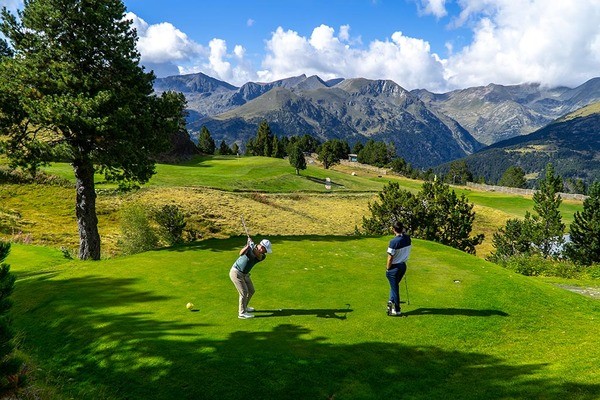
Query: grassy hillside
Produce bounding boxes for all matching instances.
[42,155,388,192]
[7,239,599,399]
[459,103,600,184]
[1,156,583,257]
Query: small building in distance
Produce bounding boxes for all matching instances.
[348,153,358,162]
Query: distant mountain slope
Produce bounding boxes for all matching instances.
[194,77,483,169]
[413,78,600,145]
[454,102,600,184]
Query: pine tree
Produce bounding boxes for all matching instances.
[288,144,306,175]
[566,182,600,265]
[0,241,20,391]
[499,166,527,188]
[446,160,473,185]
[217,139,231,155]
[197,126,216,154]
[0,0,185,259]
[533,163,565,257]
[255,121,273,157]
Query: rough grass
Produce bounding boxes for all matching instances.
[7,239,600,400]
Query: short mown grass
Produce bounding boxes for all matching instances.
[8,238,600,399]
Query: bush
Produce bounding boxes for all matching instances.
[119,203,192,254]
[118,204,158,255]
[153,204,186,246]
[502,255,549,276]
[587,265,600,279]
[498,254,583,278]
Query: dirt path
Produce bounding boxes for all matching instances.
[557,285,600,299]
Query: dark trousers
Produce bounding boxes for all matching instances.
[386,263,407,311]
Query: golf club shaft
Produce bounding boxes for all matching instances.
[404,275,410,305]
[240,215,250,239]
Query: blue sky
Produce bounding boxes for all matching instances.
[124,0,472,66]
[3,1,600,92]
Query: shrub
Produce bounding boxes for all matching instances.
[153,204,186,246]
[502,255,549,276]
[497,254,583,279]
[118,204,158,255]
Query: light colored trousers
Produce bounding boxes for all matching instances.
[229,267,255,315]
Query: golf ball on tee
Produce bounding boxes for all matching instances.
[186,302,194,310]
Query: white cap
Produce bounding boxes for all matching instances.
[259,239,272,253]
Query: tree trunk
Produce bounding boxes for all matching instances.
[73,157,101,260]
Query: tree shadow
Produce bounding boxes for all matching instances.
[13,275,598,400]
[253,306,353,319]
[305,175,345,187]
[402,308,509,317]
[166,235,368,253]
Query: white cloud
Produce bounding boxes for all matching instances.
[259,25,446,90]
[445,0,600,88]
[127,12,256,83]
[417,0,448,19]
[127,1,600,91]
[126,12,202,64]
[339,25,351,42]
[247,18,255,27]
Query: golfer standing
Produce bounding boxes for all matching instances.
[386,221,411,316]
[230,237,272,319]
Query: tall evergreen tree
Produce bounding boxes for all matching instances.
[297,134,320,153]
[533,163,565,257]
[0,241,20,391]
[255,120,274,157]
[566,182,600,265]
[318,140,345,169]
[446,160,473,185]
[0,0,185,259]
[288,144,306,175]
[217,139,231,155]
[197,126,216,155]
[491,163,566,261]
[352,141,364,155]
[499,166,527,188]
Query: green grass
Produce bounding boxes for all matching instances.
[43,156,388,193]
[8,239,600,400]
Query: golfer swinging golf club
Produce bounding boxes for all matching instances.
[229,216,272,319]
[386,221,411,316]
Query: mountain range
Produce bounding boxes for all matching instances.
[154,73,600,171]
[413,78,600,145]
[452,102,600,185]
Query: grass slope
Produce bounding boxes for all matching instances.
[8,239,599,400]
[42,155,388,192]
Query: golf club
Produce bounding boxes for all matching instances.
[240,215,250,239]
[404,274,410,305]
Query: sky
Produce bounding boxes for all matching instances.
[2,0,600,92]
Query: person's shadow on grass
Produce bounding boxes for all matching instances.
[254,305,353,320]
[402,308,509,317]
